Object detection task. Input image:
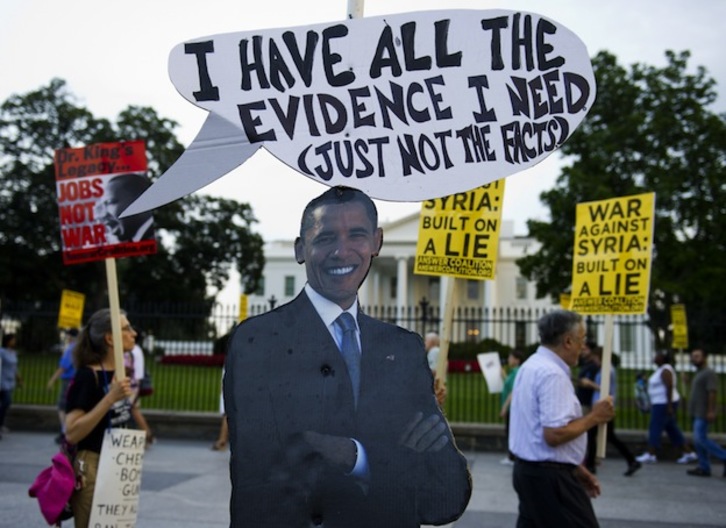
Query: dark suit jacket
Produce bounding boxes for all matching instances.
[224,291,471,528]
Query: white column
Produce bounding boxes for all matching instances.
[396,255,408,323]
[371,270,380,307]
[439,276,450,336]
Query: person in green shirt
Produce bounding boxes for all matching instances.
[500,350,525,464]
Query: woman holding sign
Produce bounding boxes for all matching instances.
[65,308,134,528]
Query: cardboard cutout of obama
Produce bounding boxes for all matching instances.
[223,187,471,527]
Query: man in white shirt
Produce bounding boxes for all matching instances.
[509,310,614,527]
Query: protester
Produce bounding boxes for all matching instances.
[575,340,599,414]
[584,346,641,477]
[0,333,22,438]
[212,332,230,451]
[46,328,79,444]
[509,309,614,527]
[425,332,440,372]
[224,186,472,527]
[499,349,524,465]
[126,334,154,446]
[686,348,726,477]
[65,309,134,528]
[635,351,697,464]
[424,332,446,406]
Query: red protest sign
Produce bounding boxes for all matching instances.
[54,140,158,265]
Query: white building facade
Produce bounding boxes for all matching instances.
[247,215,551,312]
[243,212,654,362]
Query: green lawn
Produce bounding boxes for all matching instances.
[13,353,724,433]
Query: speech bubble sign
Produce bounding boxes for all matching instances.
[124,9,595,215]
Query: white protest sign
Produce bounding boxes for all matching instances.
[89,428,146,528]
[477,352,503,393]
[124,9,596,216]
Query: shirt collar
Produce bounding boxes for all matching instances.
[304,283,359,330]
[538,345,571,376]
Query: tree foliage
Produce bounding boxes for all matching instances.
[518,51,726,352]
[0,79,264,314]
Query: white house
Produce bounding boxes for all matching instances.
[243,211,654,362]
[246,214,551,313]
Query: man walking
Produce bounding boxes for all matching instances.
[509,310,614,527]
[686,348,726,477]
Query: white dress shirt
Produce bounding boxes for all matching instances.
[304,283,368,479]
[509,345,586,465]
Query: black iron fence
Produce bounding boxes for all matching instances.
[2,299,723,433]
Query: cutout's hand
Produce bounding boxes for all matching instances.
[399,412,449,453]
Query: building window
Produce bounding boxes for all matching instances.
[390,277,398,299]
[254,277,265,296]
[284,276,296,297]
[467,280,479,300]
[515,277,528,300]
[429,277,440,301]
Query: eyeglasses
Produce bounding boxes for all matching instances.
[121,325,135,333]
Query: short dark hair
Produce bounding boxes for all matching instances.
[538,310,583,347]
[300,186,378,237]
[510,350,525,363]
[2,333,16,348]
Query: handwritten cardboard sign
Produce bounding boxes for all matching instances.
[124,9,596,215]
[88,428,146,528]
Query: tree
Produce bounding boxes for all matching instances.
[0,79,264,322]
[517,51,726,353]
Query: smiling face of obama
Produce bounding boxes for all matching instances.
[294,191,382,310]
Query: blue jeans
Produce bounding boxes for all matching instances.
[693,417,726,473]
[648,403,685,449]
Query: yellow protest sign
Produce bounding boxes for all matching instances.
[560,293,571,310]
[414,181,505,280]
[671,304,688,349]
[571,193,655,315]
[58,289,85,328]
[239,294,249,322]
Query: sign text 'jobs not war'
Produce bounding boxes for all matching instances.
[54,140,157,265]
[123,9,596,216]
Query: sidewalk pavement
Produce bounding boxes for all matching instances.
[2,430,724,528]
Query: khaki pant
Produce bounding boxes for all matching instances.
[71,450,100,528]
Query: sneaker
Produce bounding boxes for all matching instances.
[687,467,711,477]
[499,457,514,466]
[624,461,642,477]
[636,452,657,464]
[676,452,698,464]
